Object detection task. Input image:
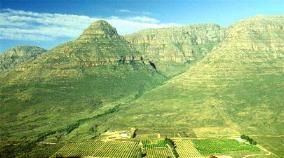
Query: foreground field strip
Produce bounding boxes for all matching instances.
[166,144,177,158]
[173,139,203,158]
[172,134,284,139]
[247,135,284,138]
[145,147,174,158]
[52,140,140,157]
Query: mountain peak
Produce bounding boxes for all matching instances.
[78,20,118,41]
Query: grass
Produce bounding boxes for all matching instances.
[192,139,260,155]
[0,63,165,157]
[100,20,284,157]
[253,136,284,157]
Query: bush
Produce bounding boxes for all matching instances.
[240,134,257,145]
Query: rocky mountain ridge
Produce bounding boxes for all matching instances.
[125,24,226,76]
[0,46,46,72]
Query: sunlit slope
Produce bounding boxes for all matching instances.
[125,24,225,76]
[0,20,164,156]
[109,16,284,137]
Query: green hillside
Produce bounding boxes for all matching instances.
[0,46,46,73]
[1,16,284,158]
[125,24,225,77]
[0,20,165,157]
[102,16,284,157]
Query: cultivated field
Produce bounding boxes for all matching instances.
[192,139,260,156]
[50,140,141,158]
[145,147,173,158]
[173,139,203,158]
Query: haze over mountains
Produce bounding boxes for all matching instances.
[0,16,284,157]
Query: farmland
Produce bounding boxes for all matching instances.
[192,139,260,155]
[49,131,267,158]
[50,140,141,158]
[144,147,173,158]
[141,139,174,158]
[173,139,203,158]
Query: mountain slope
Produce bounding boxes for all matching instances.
[125,24,225,76]
[0,20,165,157]
[0,46,46,72]
[104,16,284,156]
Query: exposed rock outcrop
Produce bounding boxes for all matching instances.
[125,24,225,63]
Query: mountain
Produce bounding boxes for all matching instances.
[0,20,165,157]
[0,46,46,72]
[101,16,284,156]
[1,17,284,158]
[125,24,225,76]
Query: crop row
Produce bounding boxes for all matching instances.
[173,139,203,158]
[53,140,140,157]
[145,147,173,158]
[191,139,260,155]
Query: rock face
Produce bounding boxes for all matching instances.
[222,16,284,52]
[0,46,46,72]
[125,24,225,76]
[78,20,120,41]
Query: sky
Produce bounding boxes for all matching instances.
[0,0,284,52]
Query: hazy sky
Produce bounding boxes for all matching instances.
[1,0,284,52]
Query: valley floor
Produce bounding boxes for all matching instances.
[48,128,278,158]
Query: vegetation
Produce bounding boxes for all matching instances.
[142,139,168,148]
[173,139,203,157]
[51,140,141,158]
[1,16,284,157]
[192,139,260,155]
[144,147,173,158]
[0,20,165,157]
[141,139,174,158]
[240,134,257,145]
[102,16,284,157]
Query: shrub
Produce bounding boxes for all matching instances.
[240,134,257,145]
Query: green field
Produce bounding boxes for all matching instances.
[192,139,259,155]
